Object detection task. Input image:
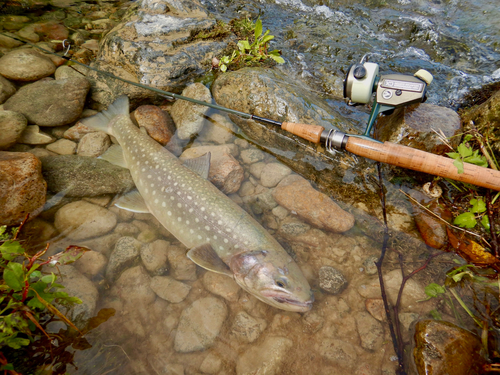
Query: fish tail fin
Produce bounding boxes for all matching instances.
[80,95,129,136]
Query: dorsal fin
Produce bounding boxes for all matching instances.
[182,152,211,179]
[99,144,127,168]
[187,243,232,276]
[114,189,149,213]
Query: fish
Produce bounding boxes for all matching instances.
[81,96,313,312]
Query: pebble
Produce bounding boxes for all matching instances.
[180,144,239,160]
[19,125,55,145]
[79,233,121,259]
[140,239,169,275]
[231,311,267,343]
[105,236,142,282]
[0,151,47,225]
[131,105,175,146]
[63,122,98,141]
[40,155,135,197]
[0,110,27,150]
[273,175,355,233]
[398,312,420,331]
[278,216,311,236]
[208,152,244,194]
[318,266,348,295]
[33,21,69,40]
[28,148,56,158]
[0,49,55,81]
[260,163,292,188]
[365,298,385,322]
[236,336,293,375]
[240,148,265,164]
[302,311,324,333]
[17,25,40,43]
[114,222,140,237]
[174,297,228,353]
[55,65,87,80]
[0,75,16,104]
[0,32,24,48]
[170,83,212,140]
[54,200,117,240]
[112,266,156,307]
[74,250,107,280]
[55,265,98,329]
[77,131,111,157]
[199,353,222,375]
[354,311,384,351]
[167,245,197,281]
[3,77,90,126]
[150,276,191,303]
[202,272,240,302]
[45,138,77,154]
[198,113,236,144]
[362,255,379,275]
[317,338,358,370]
[249,161,266,179]
[238,181,255,197]
[271,205,289,220]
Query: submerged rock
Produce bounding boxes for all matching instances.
[150,275,191,303]
[3,77,90,126]
[174,296,228,353]
[106,236,142,282]
[131,105,175,146]
[318,266,348,295]
[40,155,135,197]
[231,311,267,343]
[0,110,27,150]
[236,336,293,375]
[273,175,355,233]
[19,125,55,145]
[0,75,16,104]
[414,320,487,375]
[0,49,56,81]
[0,151,47,225]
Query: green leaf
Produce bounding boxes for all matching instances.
[254,18,263,39]
[6,335,30,349]
[270,54,285,64]
[453,158,464,174]
[0,240,25,261]
[220,64,227,72]
[41,273,56,285]
[429,309,442,320]
[47,245,89,267]
[453,211,477,228]
[464,152,488,167]
[469,198,486,213]
[424,283,445,298]
[3,262,25,292]
[457,143,473,158]
[481,215,490,230]
[238,40,251,52]
[446,152,460,160]
[463,134,474,142]
[260,34,274,44]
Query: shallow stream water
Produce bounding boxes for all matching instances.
[2,0,500,374]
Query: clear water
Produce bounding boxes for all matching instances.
[2,0,499,374]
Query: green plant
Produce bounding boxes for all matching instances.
[446,134,488,174]
[219,18,284,72]
[0,224,86,372]
[453,196,490,229]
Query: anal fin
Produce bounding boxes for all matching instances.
[99,144,127,168]
[187,243,232,276]
[114,189,149,213]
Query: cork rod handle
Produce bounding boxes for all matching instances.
[281,122,324,144]
[345,136,500,191]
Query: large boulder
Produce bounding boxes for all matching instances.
[87,0,233,106]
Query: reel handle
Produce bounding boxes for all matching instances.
[345,137,500,191]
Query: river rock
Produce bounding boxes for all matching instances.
[461,89,500,135]
[373,103,462,154]
[0,49,56,81]
[240,148,265,164]
[112,265,156,307]
[150,275,191,303]
[106,236,142,282]
[87,0,231,106]
[54,200,117,240]
[140,239,169,275]
[231,311,267,343]
[202,271,240,302]
[77,132,111,157]
[365,298,385,321]
[0,151,47,225]
[40,155,135,197]
[0,31,24,48]
[45,138,77,154]
[63,122,98,141]
[316,338,359,370]
[273,175,355,233]
[354,311,384,351]
[131,105,175,146]
[74,250,107,280]
[55,265,98,329]
[174,296,228,353]
[208,152,244,194]
[318,266,348,295]
[199,353,222,375]
[19,125,55,145]
[0,110,27,149]
[171,83,212,140]
[3,77,90,126]
[414,320,487,375]
[167,245,197,281]
[0,75,16,104]
[198,113,236,144]
[236,336,293,375]
[260,162,292,188]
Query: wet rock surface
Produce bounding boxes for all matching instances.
[0,75,16,104]
[0,49,56,81]
[0,151,47,225]
[318,266,348,294]
[3,77,90,126]
[236,336,293,375]
[0,110,27,150]
[414,319,487,375]
[105,236,142,282]
[131,105,175,146]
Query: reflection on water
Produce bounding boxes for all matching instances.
[1,0,499,374]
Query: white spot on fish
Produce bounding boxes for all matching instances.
[178,217,182,222]
[195,218,199,223]
[167,211,172,216]
[217,220,222,225]
[147,175,152,179]
[224,239,228,243]
[189,208,193,213]
[190,229,194,234]
[186,220,190,225]
[152,191,156,195]
[177,203,182,208]
[154,199,158,203]
[213,235,217,240]
[205,226,210,231]
[145,188,149,193]
[197,235,202,239]
[162,202,166,207]
[201,207,205,212]
[170,196,174,200]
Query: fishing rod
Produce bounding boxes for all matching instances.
[2,32,500,191]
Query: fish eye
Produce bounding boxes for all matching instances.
[275,280,286,288]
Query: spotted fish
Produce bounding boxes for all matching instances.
[81,96,313,312]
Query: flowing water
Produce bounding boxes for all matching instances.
[2,0,500,374]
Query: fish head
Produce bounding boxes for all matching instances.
[230,250,314,312]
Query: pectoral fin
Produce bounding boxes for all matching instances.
[187,243,232,276]
[114,189,149,213]
[182,152,211,180]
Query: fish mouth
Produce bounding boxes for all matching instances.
[273,296,313,310]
